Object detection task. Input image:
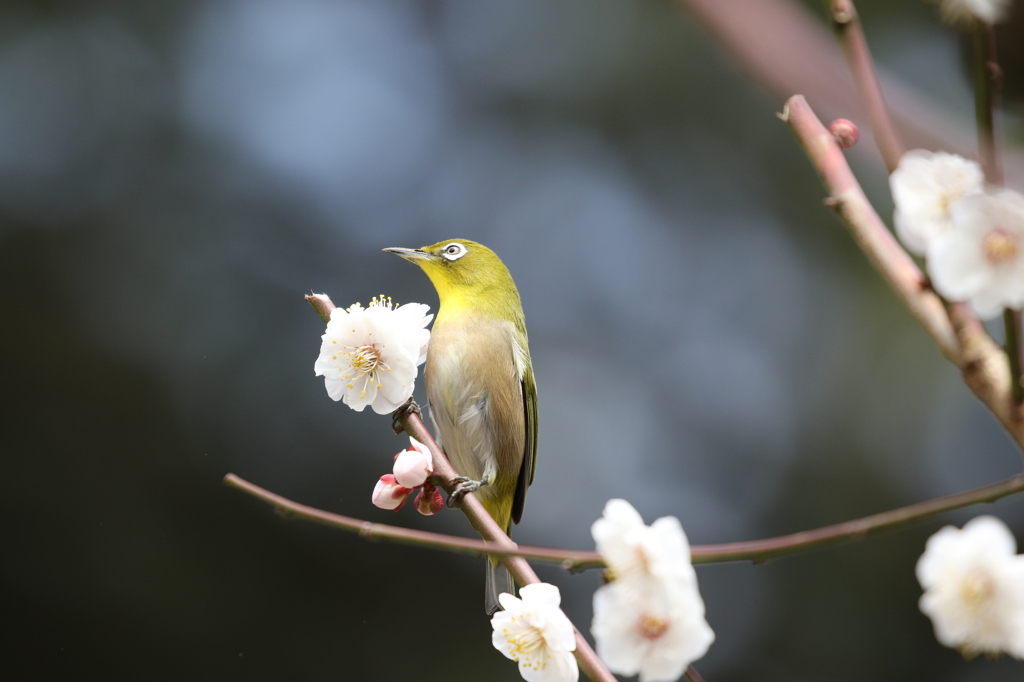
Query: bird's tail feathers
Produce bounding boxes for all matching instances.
[485,560,516,615]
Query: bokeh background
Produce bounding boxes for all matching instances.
[3,0,1024,679]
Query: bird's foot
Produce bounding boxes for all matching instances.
[391,399,422,434]
[446,476,487,508]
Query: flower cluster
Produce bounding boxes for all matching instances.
[590,500,714,682]
[890,150,1024,318]
[491,583,579,682]
[917,515,1024,658]
[371,437,444,515]
[314,296,431,414]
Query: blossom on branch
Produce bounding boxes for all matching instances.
[916,515,1024,658]
[889,149,984,257]
[590,500,713,681]
[929,189,1024,318]
[931,0,1011,26]
[491,583,578,682]
[371,474,410,511]
[393,437,433,488]
[314,296,431,414]
[592,498,695,584]
[592,579,714,682]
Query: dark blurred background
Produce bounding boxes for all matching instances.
[3,0,1024,679]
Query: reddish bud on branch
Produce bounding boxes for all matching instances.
[829,119,860,149]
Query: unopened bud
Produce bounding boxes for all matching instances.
[414,483,444,516]
[372,474,410,511]
[829,119,859,148]
[393,445,433,488]
[305,292,336,323]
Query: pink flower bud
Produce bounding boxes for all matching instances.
[393,441,433,488]
[829,119,859,149]
[372,474,410,511]
[414,484,444,516]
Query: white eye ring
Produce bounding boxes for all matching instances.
[442,243,467,261]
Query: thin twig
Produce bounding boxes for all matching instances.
[1006,309,1024,406]
[973,24,1003,185]
[970,24,1024,407]
[830,0,904,171]
[778,95,956,361]
[675,0,1024,185]
[224,465,1024,570]
[781,95,1024,449]
[222,473,602,566]
[689,471,1024,564]
[685,665,707,682]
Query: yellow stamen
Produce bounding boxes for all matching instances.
[983,228,1019,265]
[637,613,670,640]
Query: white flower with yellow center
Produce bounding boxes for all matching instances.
[590,500,714,681]
[931,0,1010,26]
[889,150,984,256]
[314,296,431,414]
[490,583,578,682]
[928,189,1024,318]
[916,515,1024,658]
[592,578,714,682]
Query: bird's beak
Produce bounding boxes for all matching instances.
[383,247,431,262]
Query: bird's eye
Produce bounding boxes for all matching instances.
[442,243,467,261]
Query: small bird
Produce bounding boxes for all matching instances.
[384,239,537,614]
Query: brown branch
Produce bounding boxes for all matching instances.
[974,24,1003,186]
[830,0,904,171]
[399,410,616,682]
[225,464,1024,571]
[222,473,602,567]
[779,95,957,361]
[688,471,1024,564]
[1006,308,1024,407]
[781,95,1024,449]
[969,24,1024,408]
[676,0,1024,186]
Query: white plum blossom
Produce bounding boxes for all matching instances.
[933,0,1011,25]
[371,474,410,511]
[916,515,1024,658]
[314,296,431,414]
[889,150,984,256]
[392,437,433,488]
[592,579,714,682]
[590,500,713,681]
[929,189,1024,318]
[592,498,695,584]
[491,583,578,682]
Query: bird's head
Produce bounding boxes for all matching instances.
[383,240,519,308]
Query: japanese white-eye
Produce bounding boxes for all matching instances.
[384,239,537,614]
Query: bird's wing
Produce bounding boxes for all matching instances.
[510,325,537,526]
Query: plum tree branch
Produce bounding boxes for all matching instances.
[781,94,1024,450]
[225,462,1024,570]
[829,0,903,172]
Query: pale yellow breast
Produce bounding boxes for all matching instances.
[424,310,525,530]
